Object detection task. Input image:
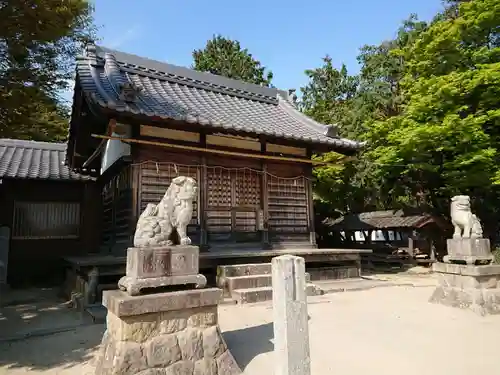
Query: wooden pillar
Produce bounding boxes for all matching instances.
[365,230,373,244]
[261,161,270,249]
[305,149,317,248]
[199,133,208,251]
[260,138,270,249]
[408,229,416,257]
[130,163,141,245]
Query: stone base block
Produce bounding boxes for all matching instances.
[446,238,493,264]
[94,288,241,375]
[118,274,207,296]
[126,245,200,279]
[120,245,206,296]
[429,263,500,316]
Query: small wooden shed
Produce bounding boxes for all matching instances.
[322,209,448,265]
[0,139,101,286]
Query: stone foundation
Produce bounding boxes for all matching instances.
[94,288,241,375]
[429,262,500,316]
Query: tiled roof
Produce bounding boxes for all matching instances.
[324,210,438,230]
[74,44,363,150]
[0,139,92,181]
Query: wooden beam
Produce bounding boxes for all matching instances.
[83,119,116,168]
[91,134,351,166]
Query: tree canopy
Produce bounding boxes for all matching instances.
[0,0,95,141]
[302,0,500,235]
[192,35,273,87]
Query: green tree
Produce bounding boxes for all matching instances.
[365,0,500,233]
[0,0,95,141]
[192,35,273,86]
[303,16,428,213]
[300,56,359,133]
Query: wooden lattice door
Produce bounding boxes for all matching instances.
[206,167,262,244]
[267,175,309,244]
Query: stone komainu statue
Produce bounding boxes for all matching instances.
[134,176,197,247]
[450,195,483,239]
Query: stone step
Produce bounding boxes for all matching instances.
[231,283,320,304]
[84,304,107,324]
[225,272,312,294]
[307,266,359,281]
[218,263,272,278]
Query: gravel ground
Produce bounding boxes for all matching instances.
[1,284,499,375]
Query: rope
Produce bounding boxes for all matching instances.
[129,160,312,181]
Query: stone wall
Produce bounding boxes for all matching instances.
[94,288,240,375]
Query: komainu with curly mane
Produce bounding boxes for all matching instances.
[450,195,483,239]
[134,176,198,247]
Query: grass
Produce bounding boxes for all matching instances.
[493,247,500,264]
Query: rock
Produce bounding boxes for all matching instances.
[216,350,241,375]
[160,312,188,334]
[114,341,147,375]
[187,307,217,328]
[145,334,181,367]
[165,360,195,375]
[177,328,203,361]
[194,358,217,375]
[203,326,225,357]
[108,312,161,343]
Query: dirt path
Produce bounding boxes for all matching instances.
[1,285,499,375]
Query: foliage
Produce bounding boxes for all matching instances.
[0,0,95,141]
[303,16,428,213]
[300,56,358,128]
[193,35,273,87]
[365,0,500,224]
[494,247,500,264]
[305,0,500,238]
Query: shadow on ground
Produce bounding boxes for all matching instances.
[0,287,104,371]
[222,322,274,370]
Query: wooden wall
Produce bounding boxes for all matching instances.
[127,141,315,251]
[100,166,134,254]
[0,179,101,286]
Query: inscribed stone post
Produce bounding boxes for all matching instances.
[272,255,311,375]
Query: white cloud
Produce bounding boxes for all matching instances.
[107,24,142,49]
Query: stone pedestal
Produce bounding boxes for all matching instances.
[118,245,207,296]
[429,262,500,315]
[94,288,241,375]
[444,238,494,265]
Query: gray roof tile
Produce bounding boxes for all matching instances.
[0,139,92,181]
[74,45,362,150]
[324,210,437,230]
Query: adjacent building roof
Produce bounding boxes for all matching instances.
[324,210,440,230]
[0,139,92,181]
[73,44,363,151]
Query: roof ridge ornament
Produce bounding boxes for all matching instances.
[118,81,143,102]
[324,124,338,138]
[85,43,98,65]
[287,88,298,107]
[104,52,143,102]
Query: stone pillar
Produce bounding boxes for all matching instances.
[272,255,311,375]
[94,288,241,375]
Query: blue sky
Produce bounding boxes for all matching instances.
[83,0,444,94]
